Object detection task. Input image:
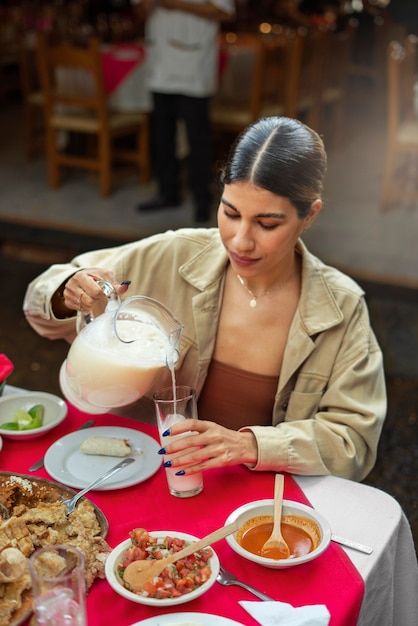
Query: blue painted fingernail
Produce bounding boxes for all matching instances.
[163,460,172,468]
[158,447,166,455]
[175,470,185,476]
[162,429,170,437]
[120,280,131,285]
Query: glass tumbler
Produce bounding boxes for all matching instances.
[154,385,204,498]
[29,544,87,626]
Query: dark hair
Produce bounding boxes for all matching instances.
[220,116,327,219]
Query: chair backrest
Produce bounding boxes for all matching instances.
[214,29,300,125]
[215,32,264,113]
[291,28,328,129]
[36,32,108,125]
[258,30,301,119]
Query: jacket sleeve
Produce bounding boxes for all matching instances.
[22,229,197,343]
[22,242,145,343]
[244,299,387,482]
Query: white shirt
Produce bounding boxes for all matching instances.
[145,0,235,97]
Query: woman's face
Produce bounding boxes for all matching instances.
[218,182,321,280]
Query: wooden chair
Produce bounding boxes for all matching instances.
[380,39,418,210]
[210,30,300,137]
[36,33,150,197]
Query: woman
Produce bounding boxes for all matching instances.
[23,116,386,482]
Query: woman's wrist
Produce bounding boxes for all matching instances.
[239,429,258,466]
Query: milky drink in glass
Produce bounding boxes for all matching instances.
[154,385,203,498]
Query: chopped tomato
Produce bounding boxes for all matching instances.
[118,530,213,599]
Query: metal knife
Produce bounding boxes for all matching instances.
[331,534,373,554]
[28,419,95,472]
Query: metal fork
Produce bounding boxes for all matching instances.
[216,564,274,601]
[61,457,135,514]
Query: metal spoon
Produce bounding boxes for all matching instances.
[61,457,135,514]
[216,564,274,601]
[260,474,290,559]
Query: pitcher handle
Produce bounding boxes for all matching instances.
[76,280,120,333]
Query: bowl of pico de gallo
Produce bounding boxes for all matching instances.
[105,527,220,606]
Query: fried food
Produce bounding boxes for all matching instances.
[0,549,28,583]
[0,474,111,626]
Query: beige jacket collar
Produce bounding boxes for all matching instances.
[180,232,364,394]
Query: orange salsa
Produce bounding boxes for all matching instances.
[237,515,320,560]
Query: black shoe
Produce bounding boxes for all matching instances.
[136,195,180,212]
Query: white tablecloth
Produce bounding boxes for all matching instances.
[297,475,418,626]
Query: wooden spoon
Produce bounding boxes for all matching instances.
[123,521,239,592]
[260,474,290,560]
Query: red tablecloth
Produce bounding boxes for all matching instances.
[0,406,364,626]
[101,43,146,95]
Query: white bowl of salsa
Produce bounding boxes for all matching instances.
[105,528,220,606]
[224,499,332,568]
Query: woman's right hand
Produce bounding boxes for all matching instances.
[61,269,131,315]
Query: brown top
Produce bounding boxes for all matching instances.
[197,359,278,430]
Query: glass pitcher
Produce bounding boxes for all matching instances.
[59,281,183,414]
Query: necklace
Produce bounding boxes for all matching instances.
[236,273,293,308]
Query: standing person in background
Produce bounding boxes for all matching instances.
[134,0,235,223]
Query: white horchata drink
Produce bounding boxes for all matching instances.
[154,385,204,498]
[161,413,203,495]
[62,315,175,412]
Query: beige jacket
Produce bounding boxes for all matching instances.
[24,228,386,481]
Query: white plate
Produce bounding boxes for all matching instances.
[44,426,160,490]
[129,613,246,626]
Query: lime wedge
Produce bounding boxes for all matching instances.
[15,410,33,429]
[27,404,44,429]
[0,422,20,430]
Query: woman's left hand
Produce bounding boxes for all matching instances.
[158,419,258,474]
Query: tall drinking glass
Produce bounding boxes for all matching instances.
[154,385,204,498]
[29,545,87,626]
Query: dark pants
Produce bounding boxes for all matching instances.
[152,92,212,213]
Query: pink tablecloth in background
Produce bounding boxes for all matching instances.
[101,43,146,95]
